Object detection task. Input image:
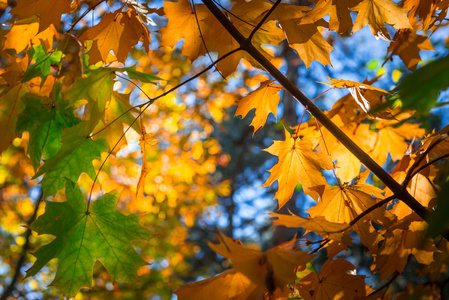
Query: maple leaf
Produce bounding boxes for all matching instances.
[16,91,80,170]
[0,83,29,153]
[26,180,153,297]
[33,121,109,197]
[269,212,351,243]
[281,19,333,68]
[372,221,438,280]
[174,269,261,300]
[209,231,314,293]
[324,119,376,182]
[10,0,71,32]
[301,0,355,34]
[297,258,368,299]
[158,0,210,62]
[3,23,58,54]
[320,77,390,115]
[351,0,411,40]
[80,8,150,64]
[22,45,63,85]
[371,115,425,166]
[262,128,334,208]
[96,92,140,153]
[234,80,282,133]
[387,29,434,70]
[307,182,396,251]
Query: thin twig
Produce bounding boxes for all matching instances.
[0,189,44,300]
[365,272,399,298]
[403,133,449,188]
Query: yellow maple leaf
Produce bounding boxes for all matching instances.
[80,8,150,64]
[371,115,425,165]
[281,19,333,68]
[208,231,314,293]
[3,23,58,54]
[301,0,355,34]
[262,128,334,208]
[10,0,71,32]
[320,77,390,114]
[234,80,281,133]
[351,0,412,40]
[158,0,211,62]
[269,212,351,243]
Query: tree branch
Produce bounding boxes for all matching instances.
[201,0,448,240]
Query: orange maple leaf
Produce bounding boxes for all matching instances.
[320,77,390,114]
[262,128,334,208]
[10,0,71,32]
[297,258,368,299]
[387,29,434,70]
[209,231,314,293]
[301,0,355,34]
[372,221,438,280]
[269,212,351,243]
[281,19,333,68]
[3,23,58,54]
[174,269,260,299]
[80,8,150,64]
[158,0,210,62]
[351,0,412,40]
[234,80,282,133]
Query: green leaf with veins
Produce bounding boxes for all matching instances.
[22,45,62,85]
[33,121,109,197]
[65,68,116,122]
[16,91,80,170]
[27,180,153,298]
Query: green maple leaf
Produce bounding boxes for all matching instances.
[33,121,109,197]
[16,90,80,170]
[22,45,62,86]
[27,180,153,297]
[65,68,115,121]
[65,67,160,124]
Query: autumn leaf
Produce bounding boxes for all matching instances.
[26,180,153,297]
[351,0,411,40]
[22,45,62,85]
[269,212,351,243]
[234,80,282,133]
[281,19,333,68]
[372,221,438,280]
[262,128,334,208]
[209,231,314,293]
[174,269,260,300]
[297,258,368,299]
[10,0,71,32]
[3,23,58,54]
[320,77,390,114]
[80,8,150,64]
[301,0,356,34]
[158,0,210,62]
[387,29,434,70]
[33,121,109,197]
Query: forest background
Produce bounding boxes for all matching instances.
[0,0,449,299]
